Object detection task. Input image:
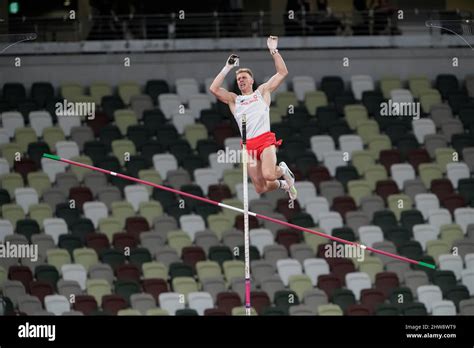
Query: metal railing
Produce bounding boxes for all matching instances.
[3,9,472,42]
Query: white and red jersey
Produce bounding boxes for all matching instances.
[233,89,270,139]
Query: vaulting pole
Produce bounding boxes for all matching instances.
[42,153,436,271]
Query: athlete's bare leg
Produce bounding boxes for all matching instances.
[261,145,297,199]
[260,146,283,182]
[247,146,283,194]
[247,157,273,194]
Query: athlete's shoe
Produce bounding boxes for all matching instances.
[279,161,297,200]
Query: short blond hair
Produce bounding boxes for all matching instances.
[235,68,253,78]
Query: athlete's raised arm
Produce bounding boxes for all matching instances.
[209,54,239,104]
[259,36,288,95]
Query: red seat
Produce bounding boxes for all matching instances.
[346,304,372,316]
[407,149,431,171]
[8,266,33,290]
[125,217,150,240]
[430,179,454,201]
[276,198,301,220]
[331,196,357,219]
[288,164,304,182]
[86,111,110,137]
[112,232,138,251]
[307,166,331,189]
[208,184,232,202]
[181,246,206,270]
[204,308,228,316]
[116,264,141,282]
[375,272,400,298]
[142,279,168,302]
[441,194,466,215]
[317,274,342,298]
[316,243,331,259]
[69,186,93,210]
[234,214,259,231]
[216,292,241,315]
[327,258,356,285]
[102,294,127,315]
[275,229,302,251]
[360,289,386,312]
[250,291,271,315]
[14,158,37,180]
[73,295,98,315]
[29,280,54,304]
[85,233,110,253]
[375,179,399,202]
[379,149,401,172]
[213,122,236,147]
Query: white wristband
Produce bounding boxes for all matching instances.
[220,65,232,76]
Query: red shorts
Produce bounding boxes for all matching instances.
[242,131,283,161]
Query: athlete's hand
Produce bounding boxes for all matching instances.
[267,36,278,51]
[226,54,240,68]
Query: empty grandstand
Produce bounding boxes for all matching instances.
[0,1,473,345]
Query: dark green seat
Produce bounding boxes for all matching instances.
[389,287,414,306]
[446,285,470,311]
[168,262,194,279]
[332,227,356,242]
[99,125,122,151]
[289,212,314,228]
[114,280,141,305]
[34,265,60,290]
[386,227,412,247]
[71,218,95,242]
[294,152,318,177]
[332,288,356,313]
[181,184,204,210]
[100,248,126,271]
[194,202,220,220]
[413,255,436,279]
[0,189,11,207]
[273,290,299,314]
[262,306,287,316]
[15,219,40,242]
[175,308,199,316]
[432,270,457,296]
[125,155,151,177]
[236,245,260,261]
[129,248,152,268]
[55,203,81,228]
[400,210,424,233]
[335,166,359,189]
[375,303,401,316]
[397,240,423,260]
[402,302,427,316]
[169,140,192,164]
[126,125,150,150]
[58,234,83,255]
[372,210,398,234]
[208,246,234,266]
[458,179,474,203]
[152,186,178,209]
